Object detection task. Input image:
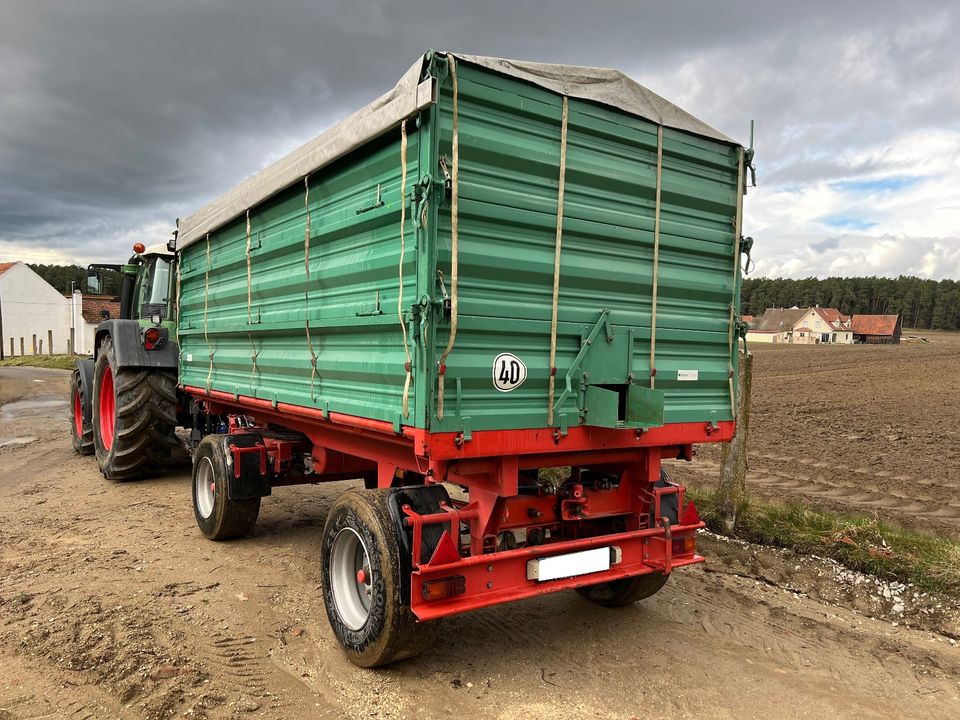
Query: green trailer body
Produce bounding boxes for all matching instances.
[177,52,744,437]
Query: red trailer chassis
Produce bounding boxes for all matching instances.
[185,385,733,620]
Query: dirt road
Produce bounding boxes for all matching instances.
[1,367,958,719]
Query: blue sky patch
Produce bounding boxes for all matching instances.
[820,215,878,231]
[832,175,926,193]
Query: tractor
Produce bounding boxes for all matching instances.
[71,239,186,480]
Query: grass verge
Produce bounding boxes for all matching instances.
[0,355,81,370]
[688,487,960,595]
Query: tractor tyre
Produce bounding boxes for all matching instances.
[70,369,94,455]
[92,335,178,481]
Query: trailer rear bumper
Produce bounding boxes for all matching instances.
[409,521,704,621]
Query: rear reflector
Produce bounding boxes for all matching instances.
[672,536,696,556]
[421,575,466,601]
[526,546,618,582]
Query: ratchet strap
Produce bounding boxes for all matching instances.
[437,54,459,421]
[546,95,570,426]
[204,233,214,393]
[304,177,319,402]
[398,119,413,418]
[649,125,663,389]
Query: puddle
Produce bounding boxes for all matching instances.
[0,398,69,421]
[0,436,39,448]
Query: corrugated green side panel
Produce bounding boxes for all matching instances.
[178,57,741,435]
[178,130,421,426]
[427,63,740,432]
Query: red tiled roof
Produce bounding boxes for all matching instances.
[852,315,900,336]
[0,261,19,276]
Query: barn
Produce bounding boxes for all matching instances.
[0,261,73,356]
[852,314,902,344]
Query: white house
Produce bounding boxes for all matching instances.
[0,261,74,355]
[746,306,854,345]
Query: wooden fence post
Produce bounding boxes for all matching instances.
[20,337,25,356]
[717,350,753,532]
[48,330,53,356]
[32,334,37,355]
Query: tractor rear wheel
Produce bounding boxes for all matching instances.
[92,336,178,481]
[70,369,93,455]
[321,489,440,667]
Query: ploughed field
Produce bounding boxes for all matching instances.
[1,366,959,719]
[669,331,960,538]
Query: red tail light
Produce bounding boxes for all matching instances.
[143,327,162,350]
[421,575,467,601]
[671,535,696,556]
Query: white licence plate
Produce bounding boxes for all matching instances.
[526,546,614,582]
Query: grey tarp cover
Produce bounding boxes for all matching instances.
[177,52,736,249]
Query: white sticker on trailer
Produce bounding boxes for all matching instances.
[526,546,612,582]
[677,369,699,381]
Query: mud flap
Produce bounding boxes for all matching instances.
[218,434,271,501]
[385,485,452,603]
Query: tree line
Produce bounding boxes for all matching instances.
[28,264,122,296]
[742,276,960,331]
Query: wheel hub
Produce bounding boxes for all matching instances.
[330,527,373,630]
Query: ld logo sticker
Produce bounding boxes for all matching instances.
[493,353,527,392]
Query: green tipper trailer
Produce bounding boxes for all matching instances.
[171,51,750,666]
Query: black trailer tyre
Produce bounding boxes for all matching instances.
[92,335,178,480]
[575,571,670,607]
[192,435,261,540]
[321,489,439,667]
[70,369,94,455]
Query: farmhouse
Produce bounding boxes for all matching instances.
[746,307,808,343]
[0,261,73,355]
[852,314,902,344]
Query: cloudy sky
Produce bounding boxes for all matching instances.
[1,0,958,279]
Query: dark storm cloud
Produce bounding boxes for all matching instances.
[0,0,957,268]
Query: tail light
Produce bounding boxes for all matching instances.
[143,327,163,350]
[671,535,696,556]
[421,575,466,601]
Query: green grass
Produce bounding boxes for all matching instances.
[0,354,81,370]
[689,487,960,595]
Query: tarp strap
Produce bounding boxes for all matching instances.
[304,176,319,402]
[546,95,570,426]
[204,233,214,393]
[649,125,664,389]
[437,54,460,421]
[245,210,253,325]
[398,119,413,418]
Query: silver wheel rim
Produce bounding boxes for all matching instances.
[330,527,373,630]
[195,457,216,519]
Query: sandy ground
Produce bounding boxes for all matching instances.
[669,334,960,539]
[1,367,959,720]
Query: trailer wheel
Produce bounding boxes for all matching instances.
[321,489,439,667]
[92,336,178,480]
[192,435,261,540]
[70,370,94,456]
[576,469,677,607]
[575,571,670,607]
